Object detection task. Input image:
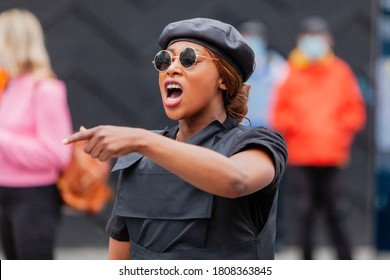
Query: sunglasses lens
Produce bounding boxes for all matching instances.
[180,48,197,68]
[154,51,171,71]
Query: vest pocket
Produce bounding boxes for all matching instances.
[115,156,214,220]
[112,152,143,171]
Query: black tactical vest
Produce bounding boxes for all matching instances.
[112,117,278,259]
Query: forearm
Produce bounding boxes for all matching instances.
[137,131,272,198]
[0,130,71,171]
[108,238,130,260]
[63,126,275,198]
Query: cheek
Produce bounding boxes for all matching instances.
[158,75,165,96]
[193,83,217,99]
[190,70,220,93]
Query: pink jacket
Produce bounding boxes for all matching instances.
[0,74,73,187]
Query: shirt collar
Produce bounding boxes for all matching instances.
[164,115,238,148]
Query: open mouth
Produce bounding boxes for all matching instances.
[166,83,183,100]
[163,81,184,107]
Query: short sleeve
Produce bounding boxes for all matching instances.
[230,126,288,192]
[106,213,130,242]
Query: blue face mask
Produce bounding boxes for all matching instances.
[297,35,329,60]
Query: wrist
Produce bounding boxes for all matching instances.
[133,128,151,154]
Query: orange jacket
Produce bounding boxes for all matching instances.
[270,49,366,166]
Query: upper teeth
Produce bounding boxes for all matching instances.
[167,84,181,90]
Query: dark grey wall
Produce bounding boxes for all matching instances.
[0,0,375,127]
[0,0,377,249]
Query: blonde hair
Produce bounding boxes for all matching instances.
[0,9,53,78]
[211,52,250,123]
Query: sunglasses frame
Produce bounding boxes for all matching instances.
[152,47,218,72]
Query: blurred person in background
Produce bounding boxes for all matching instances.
[0,9,72,259]
[238,20,288,128]
[238,20,289,250]
[270,16,366,259]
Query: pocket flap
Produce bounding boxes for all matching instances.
[112,153,143,172]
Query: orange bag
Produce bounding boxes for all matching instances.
[0,67,9,94]
[57,141,112,214]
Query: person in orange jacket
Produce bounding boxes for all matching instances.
[270,16,366,259]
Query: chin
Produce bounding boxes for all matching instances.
[164,109,182,121]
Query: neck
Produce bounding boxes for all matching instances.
[176,112,227,142]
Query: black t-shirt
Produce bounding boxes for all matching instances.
[106,116,287,253]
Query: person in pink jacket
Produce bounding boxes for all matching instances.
[270,16,366,259]
[0,9,73,259]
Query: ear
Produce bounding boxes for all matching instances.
[218,78,228,91]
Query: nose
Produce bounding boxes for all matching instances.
[165,56,183,76]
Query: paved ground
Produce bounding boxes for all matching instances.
[3,244,390,260]
[53,245,390,260]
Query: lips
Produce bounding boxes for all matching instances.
[163,81,183,107]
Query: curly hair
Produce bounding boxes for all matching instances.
[210,51,251,123]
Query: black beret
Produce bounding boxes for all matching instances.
[159,18,255,82]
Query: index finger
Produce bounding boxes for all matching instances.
[62,128,93,145]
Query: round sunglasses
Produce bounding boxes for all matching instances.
[152,47,218,72]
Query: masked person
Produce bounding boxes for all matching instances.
[270,16,366,259]
[63,17,288,260]
[238,20,288,128]
[0,9,72,259]
[238,20,289,250]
